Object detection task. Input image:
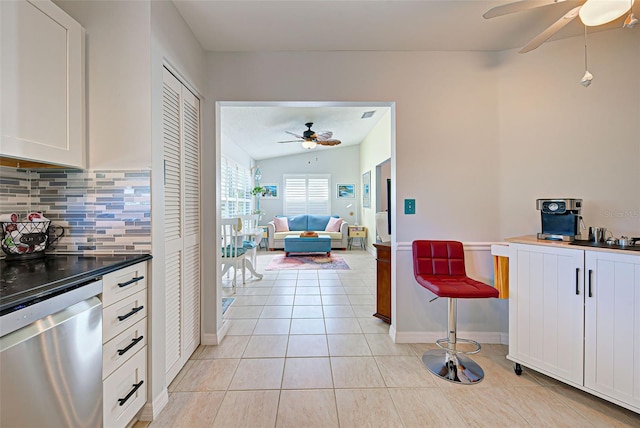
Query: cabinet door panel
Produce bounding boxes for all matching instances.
[1,0,85,167]
[510,244,584,385]
[585,251,640,410]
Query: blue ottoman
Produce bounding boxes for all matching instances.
[284,235,332,257]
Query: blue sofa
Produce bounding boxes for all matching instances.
[267,214,348,250]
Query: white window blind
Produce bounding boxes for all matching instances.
[284,174,330,216]
[221,157,252,218]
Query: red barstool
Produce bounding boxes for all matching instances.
[412,240,499,384]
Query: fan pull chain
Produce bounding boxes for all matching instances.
[580,25,593,87]
[584,25,588,70]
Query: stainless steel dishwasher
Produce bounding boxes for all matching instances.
[0,279,103,427]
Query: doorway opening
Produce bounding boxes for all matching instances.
[212,101,396,342]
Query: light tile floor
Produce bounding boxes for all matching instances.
[136,249,640,427]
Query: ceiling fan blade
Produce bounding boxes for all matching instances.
[315,131,333,140]
[483,0,567,19]
[317,139,342,146]
[519,6,581,53]
[285,131,304,139]
[277,140,303,144]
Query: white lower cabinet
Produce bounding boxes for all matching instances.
[103,348,147,428]
[509,243,640,413]
[102,261,148,427]
[509,244,584,386]
[584,251,640,411]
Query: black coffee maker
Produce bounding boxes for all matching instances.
[536,198,584,241]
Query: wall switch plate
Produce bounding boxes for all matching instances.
[404,199,415,215]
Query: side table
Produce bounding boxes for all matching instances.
[348,226,367,250]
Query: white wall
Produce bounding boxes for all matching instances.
[55,0,152,170]
[221,138,254,170]
[255,145,361,224]
[205,28,639,342]
[150,0,205,418]
[360,109,392,251]
[204,49,501,339]
[497,29,640,238]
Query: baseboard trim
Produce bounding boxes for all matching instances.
[389,323,397,342]
[394,330,507,345]
[139,388,169,421]
[202,319,231,346]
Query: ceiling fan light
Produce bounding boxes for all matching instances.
[301,140,317,149]
[579,0,634,26]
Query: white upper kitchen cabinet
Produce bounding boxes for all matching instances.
[1,0,85,168]
[584,250,640,411]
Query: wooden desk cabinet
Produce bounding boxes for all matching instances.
[373,242,391,324]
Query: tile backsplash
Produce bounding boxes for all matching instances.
[0,166,150,254]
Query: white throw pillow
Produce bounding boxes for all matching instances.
[325,217,343,232]
[273,217,289,232]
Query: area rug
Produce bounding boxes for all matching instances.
[222,297,235,315]
[266,254,351,270]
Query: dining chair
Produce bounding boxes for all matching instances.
[238,214,261,271]
[221,218,246,290]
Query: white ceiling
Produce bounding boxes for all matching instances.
[176,0,635,160]
[171,0,631,53]
[221,104,390,160]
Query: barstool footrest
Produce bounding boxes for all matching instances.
[435,337,482,355]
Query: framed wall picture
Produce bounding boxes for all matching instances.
[337,184,355,199]
[262,184,279,199]
[362,171,371,208]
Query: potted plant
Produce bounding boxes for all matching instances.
[251,186,266,197]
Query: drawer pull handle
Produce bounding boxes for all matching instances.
[118,380,144,406]
[117,305,144,321]
[117,336,144,356]
[588,269,593,298]
[575,268,580,295]
[118,276,144,288]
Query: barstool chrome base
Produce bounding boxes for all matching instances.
[422,350,485,384]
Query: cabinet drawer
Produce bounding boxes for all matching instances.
[103,318,147,379]
[102,262,147,307]
[350,231,366,238]
[103,290,147,343]
[103,347,146,428]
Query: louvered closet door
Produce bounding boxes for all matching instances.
[181,86,201,365]
[162,68,201,384]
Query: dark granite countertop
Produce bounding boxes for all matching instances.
[0,253,152,315]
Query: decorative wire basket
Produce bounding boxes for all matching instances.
[1,221,64,260]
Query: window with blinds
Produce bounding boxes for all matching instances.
[284,174,330,216]
[221,157,252,218]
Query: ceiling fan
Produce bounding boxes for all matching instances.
[277,122,342,149]
[484,0,637,53]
